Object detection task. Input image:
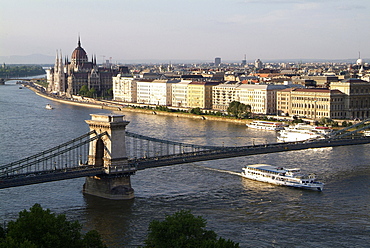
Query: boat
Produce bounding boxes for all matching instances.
[246,120,286,131]
[362,130,370,136]
[241,164,324,191]
[277,123,331,142]
[45,104,53,110]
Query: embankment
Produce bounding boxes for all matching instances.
[26,85,250,125]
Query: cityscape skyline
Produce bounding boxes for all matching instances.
[1,0,369,64]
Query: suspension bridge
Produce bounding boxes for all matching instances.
[1,113,370,199]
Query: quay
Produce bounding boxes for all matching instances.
[23,82,253,125]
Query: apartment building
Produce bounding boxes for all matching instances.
[137,79,179,105]
[187,81,219,109]
[172,80,192,108]
[212,81,240,111]
[237,84,288,114]
[112,74,137,102]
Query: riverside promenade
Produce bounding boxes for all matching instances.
[24,83,251,125]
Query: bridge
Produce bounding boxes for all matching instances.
[1,113,370,199]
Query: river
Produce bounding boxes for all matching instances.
[0,80,369,247]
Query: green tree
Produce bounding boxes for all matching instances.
[227,101,250,118]
[318,117,335,126]
[106,88,113,99]
[0,225,4,239]
[79,85,89,96]
[190,107,202,115]
[0,204,106,248]
[87,87,96,98]
[144,210,239,248]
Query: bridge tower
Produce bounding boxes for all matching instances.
[83,113,135,200]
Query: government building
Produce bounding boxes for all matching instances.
[47,38,126,98]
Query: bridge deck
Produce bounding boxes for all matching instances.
[2,137,369,189]
[131,137,370,169]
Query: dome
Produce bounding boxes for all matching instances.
[71,38,88,64]
[356,58,364,66]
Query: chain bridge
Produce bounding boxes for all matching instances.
[1,114,370,199]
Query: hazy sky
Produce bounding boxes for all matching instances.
[1,0,369,63]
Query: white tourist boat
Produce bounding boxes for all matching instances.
[45,104,53,110]
[246,120,286,131]
[277,123,331,142]
[241,164,324,191]
[362,130,370,136]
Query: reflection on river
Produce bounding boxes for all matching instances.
[0,81,369,247]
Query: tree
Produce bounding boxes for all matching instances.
[144,210,239,248]
[319,117,335,126]
[292,118,304,124]
[106,88,113,99]
[0,204,106,248]
[79,85,89,96]
[190,107,202,115]
[87,87,97,98]
[227,101,250,119]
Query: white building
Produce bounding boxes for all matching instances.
[172,80,192,108]
[137,79,179,106]
[212,81,241,111]
[237,84,288,114]
[112,74,137,102]
[255,59,263,70]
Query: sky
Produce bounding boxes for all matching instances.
[1,0,369,64]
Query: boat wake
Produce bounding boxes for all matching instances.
[192,164,242,177]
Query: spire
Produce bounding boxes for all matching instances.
[78,35,81,47]
[55,50,59,65]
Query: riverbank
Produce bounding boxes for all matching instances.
[25,84,251,125]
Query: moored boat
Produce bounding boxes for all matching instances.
[241,164,324,191]
[246,120,286,131]
[277,123,331,142]
[362,130,370,136]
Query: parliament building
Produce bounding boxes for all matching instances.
[47,38,127,98]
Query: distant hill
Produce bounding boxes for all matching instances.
[0,54,55,64]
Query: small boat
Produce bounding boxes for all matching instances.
[246,120,286,131]
[241,164,324,191]
[277,123,331,142]
[45,104,53,110]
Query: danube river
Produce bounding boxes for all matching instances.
[0,81,369,247]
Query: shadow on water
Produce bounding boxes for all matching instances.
[83,194,136,247]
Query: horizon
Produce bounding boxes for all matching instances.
[0,53,367,65]
[1,0,370,64]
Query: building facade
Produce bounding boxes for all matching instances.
[330,78,370,119]
[47,38,118,98]
[187,82,218,109]
[172,80,192,108]
[136,79,179,105]
[237,84,288,114]
[277,88,345,119]
[212,81,240,111]
[112,75,137,102]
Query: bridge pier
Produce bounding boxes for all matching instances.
[83,174,134,200]
[83,113,135,200]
